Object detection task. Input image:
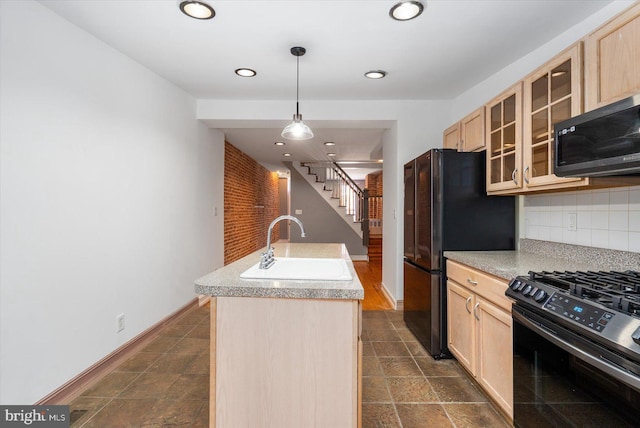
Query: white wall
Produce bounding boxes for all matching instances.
[0,0,224,404]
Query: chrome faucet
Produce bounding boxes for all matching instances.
[259,215,306,269]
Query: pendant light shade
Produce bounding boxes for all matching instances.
[282,47,313,140]
[282,114,313,140]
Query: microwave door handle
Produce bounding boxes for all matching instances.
[513,309,640,391]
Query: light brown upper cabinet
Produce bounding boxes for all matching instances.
[442,107,486,152]
[522,43,588,191]
[443,122,461,151]
[461,107,486,152]
[585,3,640,111]
[486,83,523,194]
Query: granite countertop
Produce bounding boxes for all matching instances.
[194,242,364,300]
[445,239,640,281]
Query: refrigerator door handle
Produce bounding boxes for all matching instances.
[465,296,472,314]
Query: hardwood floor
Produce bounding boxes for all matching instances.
[354,258,394,311]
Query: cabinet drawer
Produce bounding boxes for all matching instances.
[447,260,510,312]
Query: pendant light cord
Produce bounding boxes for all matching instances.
[296,55,300,117]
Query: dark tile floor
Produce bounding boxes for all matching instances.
[361,310,510,428]
[69,304,210,427]
[68,304,509,427]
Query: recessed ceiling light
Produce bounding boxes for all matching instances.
[327,153,337,157]
[179,1,215,20]
[274,141,286,146]
[235,68,256,77]
[365,70,387,79]
[389,1,424,21]
[283,153,292,157]
[324,142,336,146]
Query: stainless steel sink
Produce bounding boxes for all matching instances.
[240,257,353,281]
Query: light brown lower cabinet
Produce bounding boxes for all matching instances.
[210,297,362,428]
[446,260,513,421]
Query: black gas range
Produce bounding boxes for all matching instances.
[506,270,640,427]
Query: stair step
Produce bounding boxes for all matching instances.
[368,236,382,260]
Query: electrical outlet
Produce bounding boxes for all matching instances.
[567,212,577,231]
[117,313,125,333]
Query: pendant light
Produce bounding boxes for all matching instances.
[282,47,314,140]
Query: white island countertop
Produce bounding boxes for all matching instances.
[194,242,364,300]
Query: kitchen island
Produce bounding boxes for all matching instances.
[195,243,364,428]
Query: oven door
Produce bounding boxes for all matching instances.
[512,305,640,428]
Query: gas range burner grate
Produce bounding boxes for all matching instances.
[529,270,640,317]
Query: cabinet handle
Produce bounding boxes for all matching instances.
[473,302,480,321]
[524,166,530,184]
[467,278,478,286]
[465,296,472,313]
[512,168,519,186]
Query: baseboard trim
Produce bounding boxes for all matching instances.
[198,295,211,306]
[380,281,397,310]
[35,297,199,405]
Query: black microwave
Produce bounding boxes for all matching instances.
[554,94,640,177]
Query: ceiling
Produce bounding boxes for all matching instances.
[39,0,614,177]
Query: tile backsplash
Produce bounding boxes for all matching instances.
[523,186,640,253]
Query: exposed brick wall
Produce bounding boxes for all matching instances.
[365,171,383,196]
[365,171,383,220]
[224,142,280,265]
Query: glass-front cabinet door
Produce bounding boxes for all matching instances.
[522,43,587,190]
[486,83,523,194]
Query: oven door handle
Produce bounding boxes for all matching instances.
[513,309,640,391]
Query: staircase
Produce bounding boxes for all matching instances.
[295,162,369,242]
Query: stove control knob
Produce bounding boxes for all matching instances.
[632,326,640,346]
[509,279,521,290]
[533,290,548,302]
[522,284,533,295]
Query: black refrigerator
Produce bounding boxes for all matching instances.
[403,149,515,359]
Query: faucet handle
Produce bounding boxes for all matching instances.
[259,248,275,269]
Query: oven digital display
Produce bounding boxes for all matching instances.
[544,294,614,333]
